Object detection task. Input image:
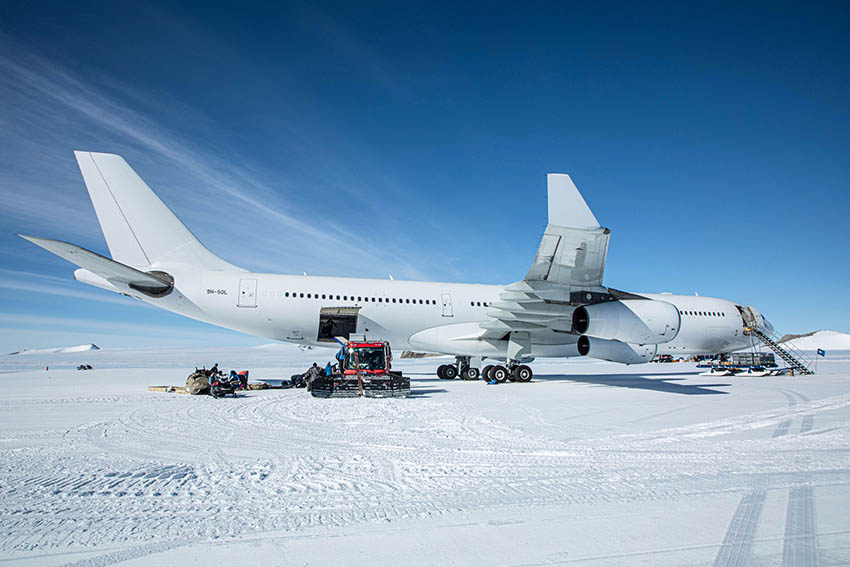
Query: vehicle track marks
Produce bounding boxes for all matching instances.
[712,488,766,567]
[782,485,818,567]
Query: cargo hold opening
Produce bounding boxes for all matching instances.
[317,307,360,342]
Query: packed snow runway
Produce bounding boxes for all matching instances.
[2,346,850,566]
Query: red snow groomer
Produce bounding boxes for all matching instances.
[310,337,410,398]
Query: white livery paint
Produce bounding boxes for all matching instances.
[22,152,772,369]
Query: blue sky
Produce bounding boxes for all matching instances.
[1,2,848,351]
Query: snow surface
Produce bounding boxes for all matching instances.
[781,330,850,351]
[8,344,100,356]
[1,345,850,566]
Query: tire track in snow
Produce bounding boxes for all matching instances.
[713,389,805,566]
[782,485,817,567]
[712,488,767,567]
[781,390,818,566]
[57,539,189,567]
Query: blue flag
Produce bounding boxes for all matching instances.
[817,348,826,357]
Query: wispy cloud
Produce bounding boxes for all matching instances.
[0,268,147,307]
[0,312,236,339]
[0,32,437,281]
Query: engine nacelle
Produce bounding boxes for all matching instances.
[572,299,680,344]
[577,335,656,364]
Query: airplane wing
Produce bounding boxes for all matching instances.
[481,175,612,347]
[20,235,173,296]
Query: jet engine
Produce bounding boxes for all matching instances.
[572,299,680,345]
[576,335,657,364]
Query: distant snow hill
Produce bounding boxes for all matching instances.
[778,330,850,350]
[9,344,100,356]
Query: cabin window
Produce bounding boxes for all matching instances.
[405,299,410,304]
[322,294,326,300]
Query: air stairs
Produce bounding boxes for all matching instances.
[746,327,816,375]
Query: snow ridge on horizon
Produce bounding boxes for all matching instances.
[9,344,100,356]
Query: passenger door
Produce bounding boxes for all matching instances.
[237,278,258,308]
[441,292,454,317]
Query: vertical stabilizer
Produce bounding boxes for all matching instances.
[74,151,239,270]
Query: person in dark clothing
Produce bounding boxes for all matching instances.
[305,363,322,391]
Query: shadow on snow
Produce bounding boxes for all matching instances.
[534,372,730,395]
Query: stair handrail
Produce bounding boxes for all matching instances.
[751,327,815,374]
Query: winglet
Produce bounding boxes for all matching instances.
[547,174,600,229]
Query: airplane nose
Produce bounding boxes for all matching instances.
[763,318,775,334]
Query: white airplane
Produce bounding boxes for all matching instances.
[22,151,774,382]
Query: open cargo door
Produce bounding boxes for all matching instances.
[318,307,360,342]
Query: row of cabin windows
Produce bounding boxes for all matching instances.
[680,310,725,317]
[470,301,490,307]
[262,291,437,305]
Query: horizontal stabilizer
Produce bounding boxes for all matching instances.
[20,235,173,296]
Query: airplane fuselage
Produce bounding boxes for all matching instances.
[143,268,756,359]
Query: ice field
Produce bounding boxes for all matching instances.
[1,344,849,566]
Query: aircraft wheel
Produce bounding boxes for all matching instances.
[463,367,480,381]
[492,366,509,383]
[514,365,533,382]
[443,365,458,380]
[481,365,494,381]
[437,365,449,379]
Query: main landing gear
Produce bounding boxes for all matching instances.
[438,357,533,383]
[437,356,480,380]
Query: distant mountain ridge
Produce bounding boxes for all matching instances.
[9,344,100,356]
[777,330,850,350]
[778,330,820,343]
